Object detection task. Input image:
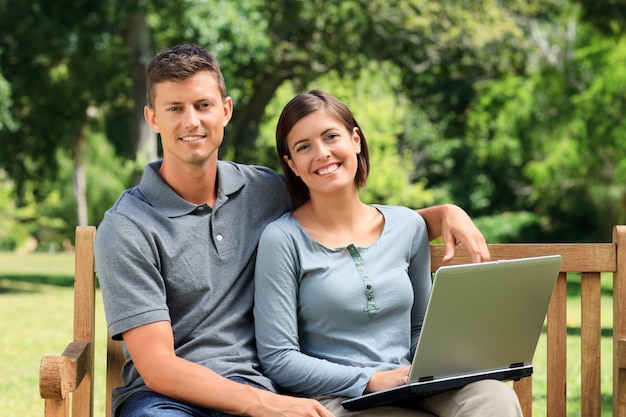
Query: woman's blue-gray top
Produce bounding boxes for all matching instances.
[253,204,431,398]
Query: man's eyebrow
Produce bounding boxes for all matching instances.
[160,96,217,106]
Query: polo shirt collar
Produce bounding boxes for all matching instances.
[138,160,246,218]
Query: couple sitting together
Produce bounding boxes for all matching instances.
[94,43,522,417]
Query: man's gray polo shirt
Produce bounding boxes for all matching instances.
[94,160,292,415]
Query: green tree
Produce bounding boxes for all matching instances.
[573,0,626,35]
[175,0,537,163]
[0,0,131,226]
[3,0,624,244]
[463,5,626,241]
[0,170,31,250]
[0,72,14,132]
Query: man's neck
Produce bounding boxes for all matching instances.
[159,158,218,206]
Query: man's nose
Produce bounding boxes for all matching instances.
[184,108,200,130]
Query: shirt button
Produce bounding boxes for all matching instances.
[216,234,223,241]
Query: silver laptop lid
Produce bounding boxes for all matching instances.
[408,255,562,382]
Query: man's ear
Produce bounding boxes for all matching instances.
[222,96,233,127]
[144,105,160,133]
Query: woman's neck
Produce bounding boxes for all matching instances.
[293,192,383,248]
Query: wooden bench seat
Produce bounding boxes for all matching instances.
[40,225,626,417]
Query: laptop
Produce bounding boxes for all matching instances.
[342,254,562,411]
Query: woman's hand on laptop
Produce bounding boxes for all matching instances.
[364,366,411,393]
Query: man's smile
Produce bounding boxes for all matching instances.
[180,135,205,142]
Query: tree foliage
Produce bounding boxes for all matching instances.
[1,0,625,244]
[462,5,626,240]
[0,1,129,197]
[574,0,626,35]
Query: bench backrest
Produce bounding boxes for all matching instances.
[41,226,626,417]
[431,226,626,417]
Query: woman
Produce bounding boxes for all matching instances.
[253,90,522,417]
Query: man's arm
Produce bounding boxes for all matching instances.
[123,321,334,417]
[417,204,490,263]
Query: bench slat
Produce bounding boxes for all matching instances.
[106,332,124,417]
[513,377,532,416]
[547,272,568,417]
[72,226,96,417]
[613,226,626,416]
[581,272,602,417]
[616,341,626,415]
[43,398,68,417]
[430,244,616,272]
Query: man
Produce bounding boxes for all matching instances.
[94,44,490,417]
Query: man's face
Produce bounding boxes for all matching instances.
[144,71,233,168]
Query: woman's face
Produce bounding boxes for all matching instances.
[284,109,361,198]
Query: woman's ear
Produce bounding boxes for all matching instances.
[352,127,361,154]
[283,154,300,177]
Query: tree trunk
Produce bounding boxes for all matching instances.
[226,71,288,163]
[128,0,155,184]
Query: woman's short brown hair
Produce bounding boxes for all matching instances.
[276,89,370,207]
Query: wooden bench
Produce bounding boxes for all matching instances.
[40,225,626,417]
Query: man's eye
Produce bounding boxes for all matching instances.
[167,107,180,112]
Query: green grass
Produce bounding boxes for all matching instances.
[0,252,108,416]
[0,253,615,416]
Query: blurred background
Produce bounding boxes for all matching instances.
[1,0,626,252]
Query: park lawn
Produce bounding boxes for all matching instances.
[0,252,108,417]
[0,253,615,417]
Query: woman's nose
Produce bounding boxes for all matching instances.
[316,144,331,161]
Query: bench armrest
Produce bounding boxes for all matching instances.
[39,341,92,400]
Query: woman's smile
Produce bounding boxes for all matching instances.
[316,163,340,175]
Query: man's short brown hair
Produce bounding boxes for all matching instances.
[146,44,227,108]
